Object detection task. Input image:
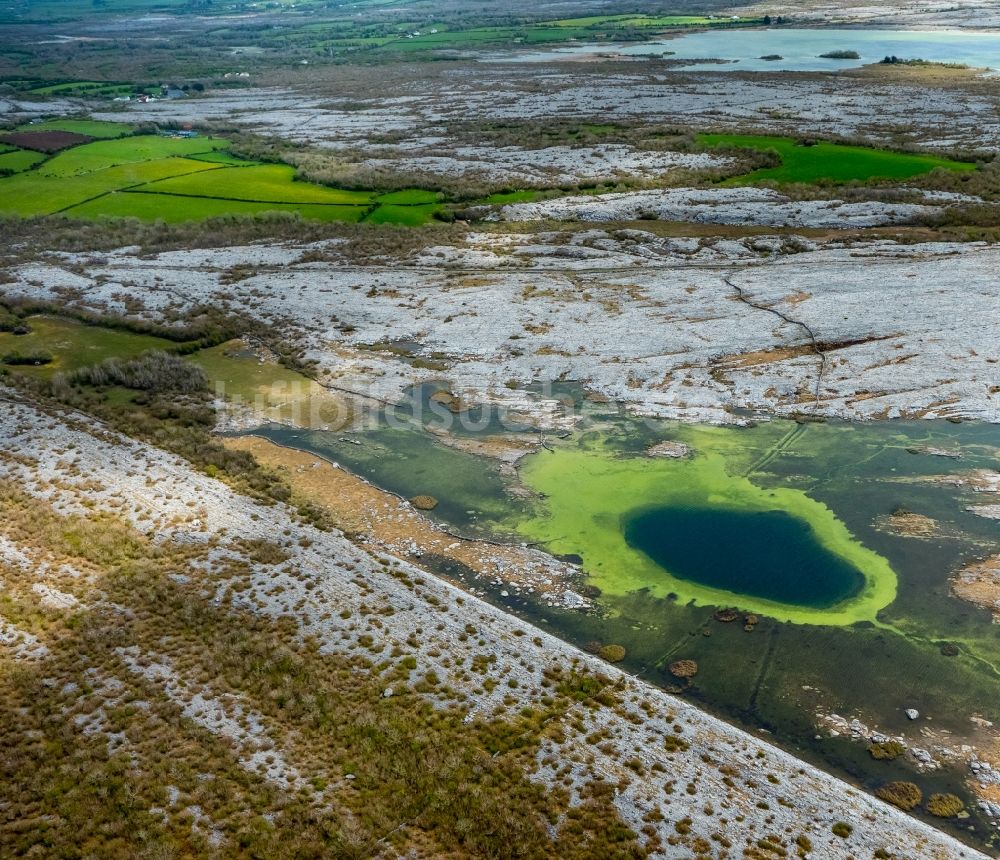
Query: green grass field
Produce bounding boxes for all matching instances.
[550,14,739,27]
[28,81,105,94]
[36,135,228,176]
[699,133,977,184]
[190,340,350,428]
[0,119,444,224]
[10,0,189,21]
[185,150,254,165]
[64,194,371,223]
[135,163,377,204]
[15,118,135,138]
[365,203,438,225]
[375,189,439,205]
[0,317,180,377]
[484,190,543,205]
[0,150,47,173]
[0,157,224,216]
[379,14,757,52]
[26,83,136,98]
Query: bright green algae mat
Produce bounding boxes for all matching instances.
[699,133,977,184]
[516,431,897,625]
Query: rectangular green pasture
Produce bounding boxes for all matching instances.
[699,133,977,184]
[0,157,223,216]
[15,118,134,138]
[37,135,229,177]
[26,83,135,98]
[185,150,255,165]
[381,15,751,51]
[375,189,439,205]
[132,163,376,204]
[366,203,439,225]
[63,193,370,223]
[483,189,543,205]
[28,82,106,94]
[0,150,47,173]
[549,14,722,27]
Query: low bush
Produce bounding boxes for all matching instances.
[868,740,906,760]
[71,350,208,393]
[876,781,922,810]
[669,659,698,679]
[598,644,626,663]
[2,349,52,365]
[926,793,964,818]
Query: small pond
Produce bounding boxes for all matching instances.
[623,505,866,608]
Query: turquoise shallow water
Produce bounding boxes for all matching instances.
[508,27,1000,71]
[623,505,866,607]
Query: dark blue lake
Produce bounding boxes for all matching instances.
[623,505,866,608]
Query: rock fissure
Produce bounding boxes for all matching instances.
[724,275,827,408]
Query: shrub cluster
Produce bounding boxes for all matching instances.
[876,781,923,810]
[926,793,964,818]
[71,351,208,393]
[2,349,52,366]
[868,740,906,760]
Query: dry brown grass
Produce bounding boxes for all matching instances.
[223,436,566,597]
[0,479,649,859]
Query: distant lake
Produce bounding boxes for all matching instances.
[502,27,1000,72]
